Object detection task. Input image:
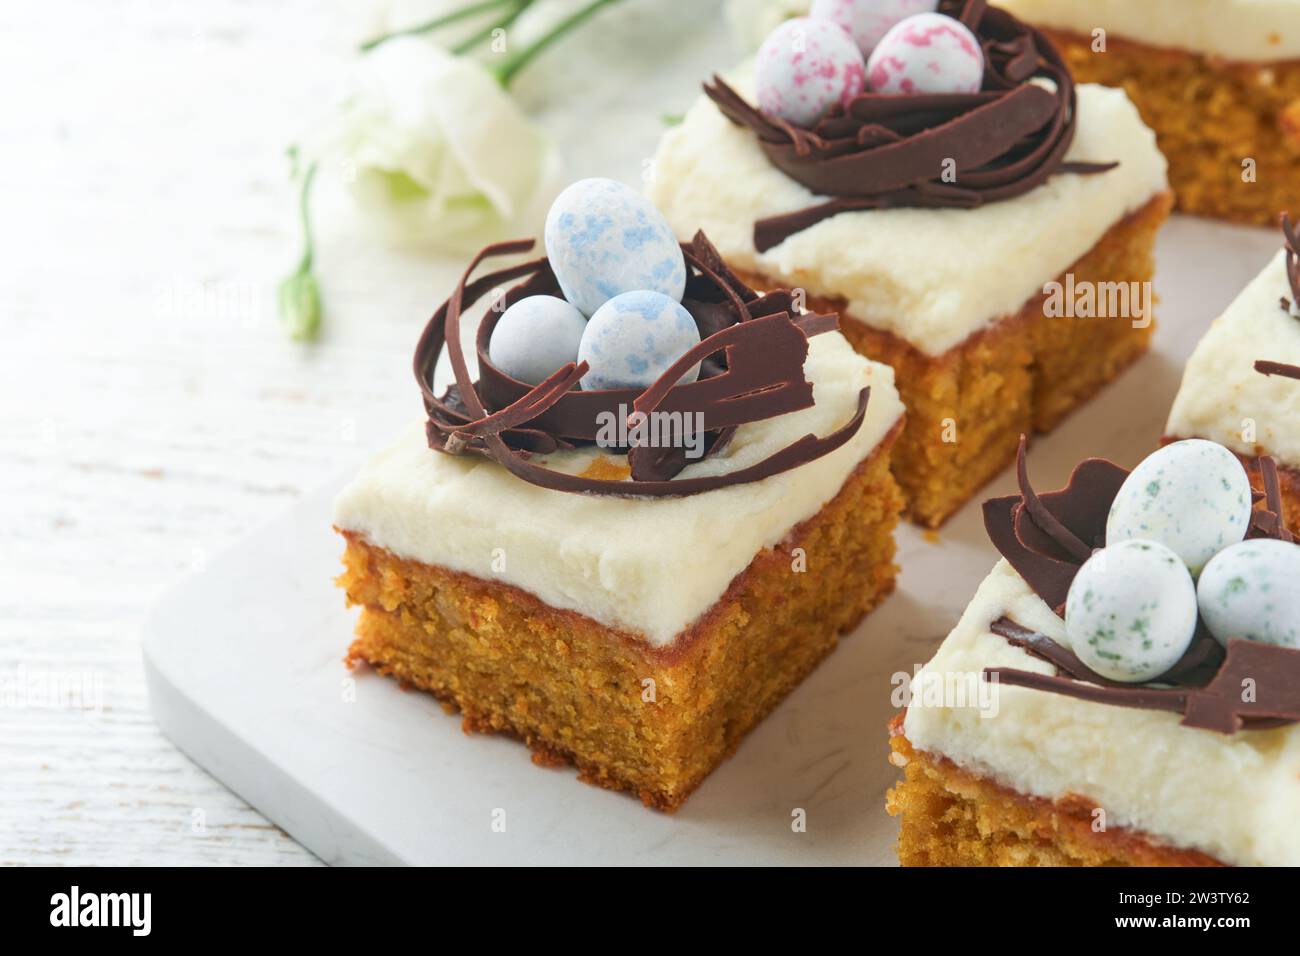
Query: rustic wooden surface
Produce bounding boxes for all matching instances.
[1,0,731,865]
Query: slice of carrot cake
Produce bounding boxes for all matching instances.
[334,179,906,811]
[649,0,1172,527]
[888,439,1300,866]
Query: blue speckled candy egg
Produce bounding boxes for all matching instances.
[578,290,701,392]
[487,295,587,386]
[866,12,984,95]
[1065,540,1199,683]
[810,0,939,56]
[1106,440,1253,576]
[1197,539,1300,648]
[756,17,866,127]
[543,178,686,318]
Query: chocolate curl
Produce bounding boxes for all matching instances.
[987,639,1300,734]
[1247,456,1296,543]
[444,360,589,450]
[984,443,1126,613]
[1282,213,1300,312]
[627,313,820,480]
[1014,435,1093,562]
[991,616,1225,690]
[704,0,1118,252]
[413,235,869,497]
[989,616,1128,687]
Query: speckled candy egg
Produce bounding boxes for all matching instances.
[810,0,939,55]
[1197,539,1300,648]
[755,17,867,127]
[1106,440,1253,576]
[544,178,686,318]
[866,12,984,95]
[1065,540,1200,683]
[578,290,701,392]
[487,295,587,386]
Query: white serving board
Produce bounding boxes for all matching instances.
[143,217,1281,865]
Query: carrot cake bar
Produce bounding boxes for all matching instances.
[1000,0,1300,224]
[888,439,1300,866]
[1166,216,1300,537]
[650,0,1172,527]
[334,179,906,811]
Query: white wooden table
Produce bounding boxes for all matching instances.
[1,0,735,864]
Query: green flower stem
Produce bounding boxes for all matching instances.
[279,161,323,341]
[494,0,622,87]
[293,161,318,274]
[360,0,518,53]
[451,0,531,55]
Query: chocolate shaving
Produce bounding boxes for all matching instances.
[705,0,1117,251]
[412,232,870,496]
[987,639,1300,734]
[1247,457,1296,543]
[1282,213,1300,315]
[989,616,1128,687]
[1255,359,1300,381]
[983,439,1126,613]
[991,616,1225,690]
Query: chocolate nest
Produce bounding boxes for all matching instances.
[412,231,870,497]
[979,438,1300,734]
[704,0,1117,251]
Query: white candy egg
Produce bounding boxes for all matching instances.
[1197,539,1300,649]
[1065,540,1199,683]
[578,290,701,392]
[1106,440,1253,575]
[543,178,686,318]
[866,12,984,95]
[755,17,867,127]
[810,0,939,55]
[487,295,587,386]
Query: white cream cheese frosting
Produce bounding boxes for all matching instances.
[334,331,904,646]
[903,560,1300,866]
[1166,249,1300,465]
[649,76,1168,356]
[1000,0,1300,63]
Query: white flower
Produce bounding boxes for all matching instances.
[321,37,559,251]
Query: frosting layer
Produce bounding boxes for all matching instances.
[903,560,1300,866]
[334,332,904,646]
[1166,250,1300,465]
[999,0,1300,63]
[649,77,1167,356]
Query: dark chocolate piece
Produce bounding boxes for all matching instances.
[1255,359,1300,381]
[705,0,1117,251]
[412,233,871,496]
[987,639,1300,734]
[983,439,1126,614]
[1247,457,1296,543]
[1283,213,1300,314]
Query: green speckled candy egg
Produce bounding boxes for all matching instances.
[1106,440,1252,575]
[1065,540,1199,682]
[1197,539,1300,648]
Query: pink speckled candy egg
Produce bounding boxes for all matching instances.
[866,12,984,95]
[809,0,939,56]
[755,17,866,127]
